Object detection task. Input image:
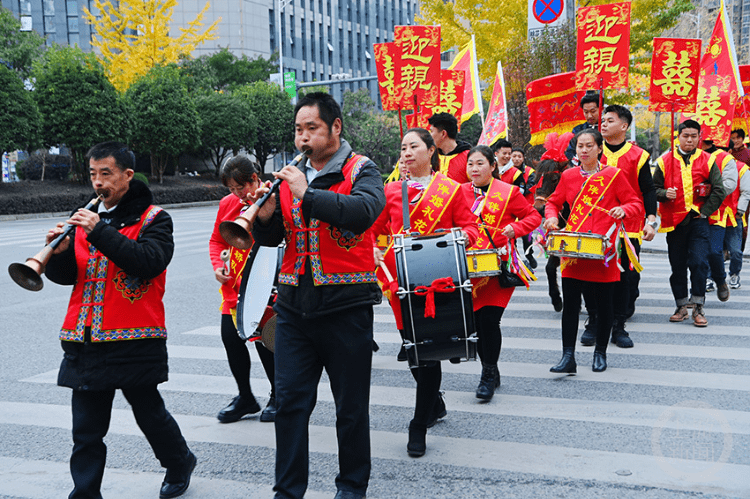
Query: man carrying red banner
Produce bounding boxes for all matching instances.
[428,112,472,183]
[584,104,656,349]
[565,93,602,161]
[653,120,726,327]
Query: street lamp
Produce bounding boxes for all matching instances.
[277,0,291,78]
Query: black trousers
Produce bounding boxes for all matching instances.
[475,306,506,366]
[220,313,276,400]
[410,361,441,427]
[273,306,373,499]
[666,217,710,306]
[612,238,641,319]
[69,386,189,499]
[561,278,615,350]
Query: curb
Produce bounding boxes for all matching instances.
[0,200,220,222]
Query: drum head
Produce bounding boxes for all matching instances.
[237,244,280,340]
[260,315,276,352]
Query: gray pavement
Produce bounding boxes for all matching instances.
[0,204,748,499]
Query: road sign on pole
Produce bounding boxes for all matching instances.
[527,0,572,39]
[283,71,296,101]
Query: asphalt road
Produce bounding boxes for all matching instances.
[0,204,748,499]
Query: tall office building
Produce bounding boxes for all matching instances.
[3,0,419,103]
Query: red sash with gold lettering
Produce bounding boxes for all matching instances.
[567,167,620,232]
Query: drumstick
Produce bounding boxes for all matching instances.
[584,202,615,217]
[379,262,395,283]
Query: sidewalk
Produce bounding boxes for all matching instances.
[641,230,750,261]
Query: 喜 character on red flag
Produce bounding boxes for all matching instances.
[650,38,701,113]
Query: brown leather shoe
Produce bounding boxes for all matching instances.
[716,281,730,302]
[669,305,688,322]
[692,305,708,327]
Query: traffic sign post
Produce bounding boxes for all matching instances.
[527,0,573,39]
[283,71,297,101]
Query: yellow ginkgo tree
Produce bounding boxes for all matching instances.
[83,0,220,92]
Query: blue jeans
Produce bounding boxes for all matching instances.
[726,217,744,276]
[666,217,710,305]
[705,224,727,284]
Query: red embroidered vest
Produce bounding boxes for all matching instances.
[656,149,713,232]
[60,206,167,342]
[278,154,377,286]
[602,142,650,238]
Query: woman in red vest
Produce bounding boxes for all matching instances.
[372,128,478,458]
[462,146,541,401]
[543,129,641,373]
[209,157,276,423]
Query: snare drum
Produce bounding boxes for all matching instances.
[393,228,477,367]
[236,243,285,348]
[546,230,608,260]
[466,249,503,277]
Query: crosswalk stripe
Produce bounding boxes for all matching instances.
[176,330,750,361]
[23,372,750,436]
[372,314,750,335]
[486,303,750,318]
[0,456,319,499]
[1,402,746,498]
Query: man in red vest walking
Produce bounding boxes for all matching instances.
[45,142,196,499]
[653,121,726,326]
[252,93,386,499]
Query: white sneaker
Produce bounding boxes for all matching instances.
[706,278,715,292]
[729,274,741,289]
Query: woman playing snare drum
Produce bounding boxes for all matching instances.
[543,129,641,373]
[372,128,478,458]
[461,146,541,401]
[209,157,277,423]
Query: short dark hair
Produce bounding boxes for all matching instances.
[294,91,343,135]
[678,119,701,135]
[491,138,513,152]
[573,128,603,149]
[468,145,501,180]
[427,112,458,139]
[580,92,601,108]
[603,104,632,126]
[86,141,135,172]
[220,156,259,186]
[732,129,746,139]
[403,127,440,172]
[511,148,525,156]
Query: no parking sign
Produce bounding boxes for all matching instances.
[528,0,572,39]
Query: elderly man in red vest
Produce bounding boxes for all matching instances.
[653,120,726,326]
[45,142,195,499]
[252,92,385,499]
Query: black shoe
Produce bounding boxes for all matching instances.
[526,251,537,269]
[475,364,500,401]
[372,340,380,352]
[592,349,607,372]
[580,315,596,346]
[217,395,260,423]
[159,451,196,499]
[260,396,277,423]
[397,344,408,362]
[551,294,563,312]
[550,347,577,373]
[610,318,634,348]
[426,391,446,428]
[333,490,366,499]
[407,422,426,458]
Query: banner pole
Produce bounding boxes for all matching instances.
[398,107,404,139]
[669,102,675,191]
[598,77,604,130]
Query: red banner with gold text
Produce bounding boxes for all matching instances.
[575,2,631,91]
[394,25,441,110]
[649,38,701,113]
[732,65,750,130]
[373,42,402,111]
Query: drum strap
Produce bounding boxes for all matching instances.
[402,180,411,233]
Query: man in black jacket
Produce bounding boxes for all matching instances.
[252,93,385,499]
[45,142,195,499]
[565,92,601,161]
